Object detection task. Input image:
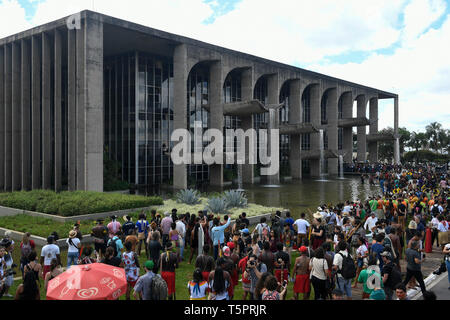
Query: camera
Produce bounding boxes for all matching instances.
[282,280,288,287]
[249,260,256,266]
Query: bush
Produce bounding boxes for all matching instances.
[175,189,201,205]
[205,197,229,215]
[223,190,248,209]
[0,190,163,217]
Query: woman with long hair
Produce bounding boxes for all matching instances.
[187,268,209,300]
[20,232,35,278]
[189,217,200,264]
[44,259,62,291]
[253,272,272,301]
[23,251,42,287]
[15,271,40,300]
[261,275,287,300]
[209,266,229,300]
[309,247,329,300]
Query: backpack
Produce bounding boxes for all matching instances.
[338,252,356,280]
[107,238,118,257]
[150,274,168,300]
[388,265,402,288]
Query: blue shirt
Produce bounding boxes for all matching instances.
[211,218,231,246]
[285,218,294,231]
[371,243,385,269]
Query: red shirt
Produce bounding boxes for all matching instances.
[238,256,251,284]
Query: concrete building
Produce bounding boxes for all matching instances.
[0,10,400,192]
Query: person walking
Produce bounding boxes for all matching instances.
[292,246,311,300]
[332,241,354,300]
[133,260,156,300]
[40,236,61,280]
[160,242,178,300]
[187,268,209,300]
[135,213,150,259]
[402,240,427,295]
[122,241,140,300]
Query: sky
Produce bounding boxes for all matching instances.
[0,0,449,133]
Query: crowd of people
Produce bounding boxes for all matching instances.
[0,162,449,300]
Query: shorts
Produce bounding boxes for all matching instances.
[275,269,289,283]
[4,275,13,287]
[357,258,364,268]
[161,271,176,295]
[43,265,52,279]
[127,280,137,288]
[297,234,307,246]
[294,274,310,294]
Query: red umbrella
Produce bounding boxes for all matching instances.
[46,263,127,300]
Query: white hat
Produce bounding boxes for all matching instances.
[164,211,170,217]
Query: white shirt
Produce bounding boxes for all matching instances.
[309,257,328,280]
[431,217,440,229]
[41,244,60,266]
[438,222,448,232]
[293,219,310,234]
[364,216,378,231]
[333,250,350,271]
[176,220,186,238]
[356,244,368,258]
[336,216,343,227]
[343,205,351,213]
[66,237,81,253]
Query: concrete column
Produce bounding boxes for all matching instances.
[289,80,302,179]
[394,97,400,164]
[327,88,338,175]
[309,84,321,178]
[42,33,52,189]
[262,74,280,184]
[12,42,22,191]
[54,29,62,191]
[67,29,76,191]
[4,45,12,191]
[76,22,86,190]
[241,68,254,184]
[209,61,224,187]
[369,97,378,163]
[356,95,367,163]
[31,36,41,190]
[173,44,188,190]
[0,47,4,190]
[21,39,31,190]
[342,92,353,163]
[84,18,104,191]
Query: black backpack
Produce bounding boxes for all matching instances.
[338,252,356,280]
[107,238,118,257]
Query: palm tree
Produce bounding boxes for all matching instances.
[425,122,442,153]
[437,129,449,154]
[408,131,427,152]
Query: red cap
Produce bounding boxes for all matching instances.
[227,242,235,250]
[299,246,308,253]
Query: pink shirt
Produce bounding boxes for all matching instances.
[107,221,121,238]
[161,217,173,235]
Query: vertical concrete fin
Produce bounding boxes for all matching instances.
[76,19,86,190]
[54,29,62,191]
[0,46,4,190]
[84,17,104,191]
[67,29,76,191]
[31,36,41,190]
[21,39,31,190]
[42,32,52,189]
[12,41,22,190]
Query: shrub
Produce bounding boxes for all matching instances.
[175,189,201,205]
[223,190,248,209]
[0,190,163,217]
[205,197,229,215]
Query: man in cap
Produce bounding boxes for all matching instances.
[292,246,311,300]
[381,251,402,300]
[133,260,156,300]
[91,219,109,260]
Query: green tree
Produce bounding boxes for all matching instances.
[425,122,442,153]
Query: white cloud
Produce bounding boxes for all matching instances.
[0,0,32,39]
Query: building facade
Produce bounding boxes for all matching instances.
[0,11,400,192]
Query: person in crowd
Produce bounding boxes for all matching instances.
[274,242,290,284]
[208,266,230,300]
[292,246,311,300]
[91,219,109,260]
[133,260,156,300]
[253,272,272,301]
[124,228,139,253]
[66,230,81,268]
[78,246,96,264]
[23,251,42,287]
[332,241,353,300]
[15,271,40,300]
[122,241,140,300]
[356,253,383,299]
[20,232,36,278]
[107,215,122,239]
[101,247,123,267]
[44,258,62,291]
[211,216,232,261]
[261,274,287,300]
[243,253,267,300]
[148,232,163,268]
[259,241,275,275]
[309,247,329,300]
[293,213,310,247]
[107,231,124,259]
[160,242,178,300]
[136,212,150,259]
[395,283,408,300]
[353,237,368,288]
[40,235,61,280]
[175,214,186,262]
[187,268,209,300]
[381,251,402,300]
[403,240,427,295]
[443,241,450,290]
[160,212,173,249]
[122,215,135,237]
